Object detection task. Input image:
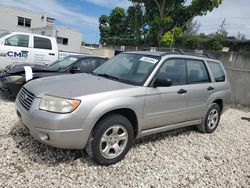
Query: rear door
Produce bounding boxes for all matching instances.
[184,59,212,119]
[1,34,31,67]
[30,36,58,65]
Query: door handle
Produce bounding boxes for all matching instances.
[207,86,214,91]
[177,89,187,94]
[49,53,55,56]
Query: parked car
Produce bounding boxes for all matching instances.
[15,51,231,165]
[0,55,107,97]
[0,32,84,68]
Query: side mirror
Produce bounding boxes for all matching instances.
[153,78,172,88]
[70,66,81,74]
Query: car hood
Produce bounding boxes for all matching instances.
[24,73,136,98]
[3,63,58,75]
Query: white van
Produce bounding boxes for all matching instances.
[0,32,81,68]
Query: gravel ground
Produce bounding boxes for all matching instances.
[0,93,249,187]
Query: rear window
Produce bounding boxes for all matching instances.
[34,36,52,50]
[207,61,225,82]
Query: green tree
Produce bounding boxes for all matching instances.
[126,4,144,46]
[99,15,110,45]
[109,7,126,36]
[99,5,144,46]
[181,35,201,49]
[130,0,223,46]
[161,27,183,47]
[203,33,226,50]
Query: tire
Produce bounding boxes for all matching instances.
[197,103,221,133]
[86,114,134,165]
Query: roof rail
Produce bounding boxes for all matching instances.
[160,48,215,59]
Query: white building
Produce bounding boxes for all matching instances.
[32,26,82,53]
[0,4,82,52]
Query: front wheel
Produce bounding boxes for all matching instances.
[86,114,134,165]
[197,103,221,133]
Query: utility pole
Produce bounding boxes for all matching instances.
[218,18,226,35]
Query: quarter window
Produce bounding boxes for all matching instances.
[5,35,29,47]
[34,37,52,50]
[207,61,225,82]
[186,60,210,84]
[156,59,186,86]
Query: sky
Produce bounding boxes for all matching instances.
[0,0,249,43]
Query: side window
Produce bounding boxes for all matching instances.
[5,35,29,47]
[78,58,99,73]
[156,59,186,86]
[34,36,52,50]
[186,60,210,84]
[207,61,225,82]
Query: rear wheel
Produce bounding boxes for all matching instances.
[86,114,134,165]
[197,103,221,133]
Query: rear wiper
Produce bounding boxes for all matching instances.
[96,73,120,81]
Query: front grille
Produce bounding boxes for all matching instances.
[18,87,35,110]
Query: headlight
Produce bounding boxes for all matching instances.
[5,75,23,82]
[39,95,81,113]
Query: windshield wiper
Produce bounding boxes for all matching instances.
[96,73,120,81]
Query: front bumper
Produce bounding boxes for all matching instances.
[15,97,95,149]
[0,79,23,97]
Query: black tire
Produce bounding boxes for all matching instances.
[197,103,221,133]
[86,114,134,165]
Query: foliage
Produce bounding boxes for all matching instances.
[130,0,223,46]
[181,35,201,49]
[161,27,183,47]
[161,31,174,47]
[99,0,225,48]
[99,5,143,46]
[203,33,226,50]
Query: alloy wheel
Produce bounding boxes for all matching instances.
[99,125,128,159]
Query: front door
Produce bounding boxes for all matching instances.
[143,58,189,130]
[1,34,31,67]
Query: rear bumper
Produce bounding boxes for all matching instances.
[15,97,96,149]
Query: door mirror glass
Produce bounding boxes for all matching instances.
[154,78,172,87]
[70,66,81,73]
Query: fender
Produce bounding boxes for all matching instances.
[85,96,144,127]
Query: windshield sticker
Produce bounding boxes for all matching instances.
[24,66,33,81]
[140,57,158,64]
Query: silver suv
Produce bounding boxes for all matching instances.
[15,51,231,165]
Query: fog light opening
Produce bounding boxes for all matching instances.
[39,132,50,141]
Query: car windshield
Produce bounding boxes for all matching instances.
[93,53,160,86]
[0,32,10,39]
[49,56,79,70]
